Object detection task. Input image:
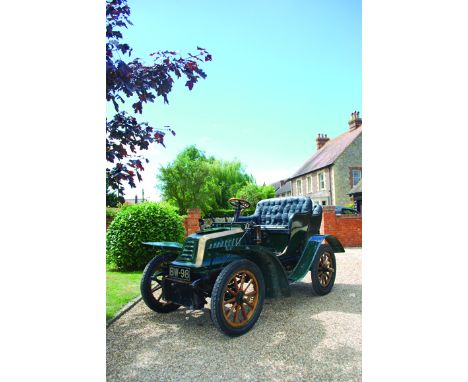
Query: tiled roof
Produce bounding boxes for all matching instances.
[291,126,362,178]
[348,179,362,194]
[277,181,291,194]
[271,180,282,191]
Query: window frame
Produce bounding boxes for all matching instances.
[296,179,303,195]
[318,172,325,190]
[352,169,362,186]
[306,176,312,193]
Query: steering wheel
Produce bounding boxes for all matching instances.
[227,198,251,210]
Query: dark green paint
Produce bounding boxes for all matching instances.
[287,236,323,282]
[284,213,312,257]
[323,235,345,253]
[159,215,345,309]
[287,234,345,282]
[226,245,291,298]
[142,241,183,252]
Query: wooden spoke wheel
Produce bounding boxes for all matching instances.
[222,270,259,327]
[211,260,265,336]
[310,244,337,296]
[140,253,180,314]
[317,252,335,287]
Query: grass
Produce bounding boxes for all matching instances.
[106,266,142,319]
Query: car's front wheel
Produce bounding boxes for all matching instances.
[210,259,265,336]
[140,253,181,313]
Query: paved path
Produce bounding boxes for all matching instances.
[107,248,362,381]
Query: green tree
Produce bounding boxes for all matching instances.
[158,146,217,213]
[236,183,276,207]
[210,159,253,209]
[158,146,253,213]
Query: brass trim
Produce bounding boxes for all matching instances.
[195,228,243,267]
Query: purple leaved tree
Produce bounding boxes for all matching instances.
[106,0,212,197]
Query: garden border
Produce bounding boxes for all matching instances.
[106,294,142,328]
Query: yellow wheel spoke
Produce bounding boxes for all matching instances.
[243,279,253,292]
[240,304,248,320]
[234,305,240,323]
[225,303,236,319]
[228,287,237,296]
[240,273,246,291]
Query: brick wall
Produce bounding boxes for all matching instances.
[183,208,201,237]
[320,206,362,247]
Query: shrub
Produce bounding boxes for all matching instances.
[205,208,234,218]
[106,207,120,219]
[157,200,180,215]
[205,207,256,219]
[106,202,186,271]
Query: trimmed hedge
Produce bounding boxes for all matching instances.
[106,207,120,219]
[205,208,234,218]
[106,202,185,271]
[205,207,255,218]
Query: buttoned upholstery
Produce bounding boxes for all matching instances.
[236,196,317,228]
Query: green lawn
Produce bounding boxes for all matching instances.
[106,269,142,319]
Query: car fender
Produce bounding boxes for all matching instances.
[287,235,344,282]
[142,241,183,253]
[227,245,291,298]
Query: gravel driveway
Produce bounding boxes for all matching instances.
[107,248,362,381]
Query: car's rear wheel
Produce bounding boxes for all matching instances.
[210,259,265,336]
[140,253,181,313]
[310,244,336,295]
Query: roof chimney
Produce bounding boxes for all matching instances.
[316,133,330,150]
[348,111,362,131]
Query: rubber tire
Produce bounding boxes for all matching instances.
[210,259,265,337]
[310,244,337,296]
[140,253,181,313]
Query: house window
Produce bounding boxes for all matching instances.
[296,179,303,195]
[352,169,361,186]
[306,176,312,193]
[321,200,327,206]
[318,172,325,190]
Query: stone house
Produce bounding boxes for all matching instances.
[348,178,362,212]
[289,112,362,206]
[274,179,292,197]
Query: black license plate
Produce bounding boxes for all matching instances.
[169,266,190,281]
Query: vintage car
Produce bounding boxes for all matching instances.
[140,196,344,336]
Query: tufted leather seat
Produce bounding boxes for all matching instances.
[236,196,319,229]
[235,196,323,255]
